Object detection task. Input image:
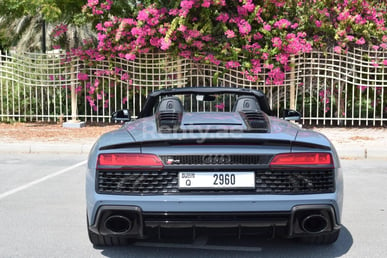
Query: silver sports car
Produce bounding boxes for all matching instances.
[86,87,343,246]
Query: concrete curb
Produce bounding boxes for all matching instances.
[336,146,387,160]
[0,143,93,154]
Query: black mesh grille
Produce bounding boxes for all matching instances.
[255,170,335,193]
[158,113,180,128]
[159,155,273,166]
[97,170,334,195]
[243,111,268,131]
[97,171,179,194]
[244,112,267,131]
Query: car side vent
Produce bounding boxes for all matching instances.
[157,97,183,132]
[243,111,269,132]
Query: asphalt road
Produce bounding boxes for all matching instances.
[0,154,386,258]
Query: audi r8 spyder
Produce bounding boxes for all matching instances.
[86,87,343,246]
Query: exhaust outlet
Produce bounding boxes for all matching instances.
[301,214,328,234]
[104,215,133,234]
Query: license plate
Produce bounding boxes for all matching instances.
[178,172,255,189]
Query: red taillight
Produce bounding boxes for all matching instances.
[97,153,163,169]
[270,153,333,168]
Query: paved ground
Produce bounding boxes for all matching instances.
[0,154,386,257]
[0,122,386,159]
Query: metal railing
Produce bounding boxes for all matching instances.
[1,48,386,126]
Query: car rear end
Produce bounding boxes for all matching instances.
[86,130,343,245]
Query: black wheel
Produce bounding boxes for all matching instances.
[87,215,133,247]
[299,229,340,244]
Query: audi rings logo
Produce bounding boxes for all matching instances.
[202,154,231,164]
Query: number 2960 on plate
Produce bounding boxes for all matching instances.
[178,171,255,189]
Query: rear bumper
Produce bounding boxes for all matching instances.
[88,204,341,239]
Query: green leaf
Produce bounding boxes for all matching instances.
[212,72,219,85]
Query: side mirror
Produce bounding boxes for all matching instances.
[283,109,302,121]
[112,109,131,122]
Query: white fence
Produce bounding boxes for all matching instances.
[1,49,386,126]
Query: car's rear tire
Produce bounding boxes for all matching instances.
[87,215,133,247]
[299,229,340,244]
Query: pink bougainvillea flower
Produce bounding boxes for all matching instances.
[180,0,194,10]
[78,0,387,109]
[216,13,229,23]
[94,79,100,87]
[137,9,149,21]
[372,45,380,51]
[204,54,221,65]
[104,21,113,28]
[274,19,291,29]
[336,30,345,37]
[178,25,187,32]
[356,37,366,45]
[272,37,282,49]
[217,0,226,6]
[263,63,274,70]
[225,61,241,69]
[188,30,201,38]
[243,1,255,12]
[77,73,89,81]
[201,35,212,42]
[238,19,251,35]
[237,6,248,17]
[253,32,263,40]
[263,24,271,31]
[179,50,192,59]
[337,11,350,21]
[169,8,179,15]
[201,0,211,8]
[334,46,342,54]
[75,86,83,94]
[357,85,367,92]
[267,67,285,85]
[354,15,366,25]
[291,23,299,29]
[225,30,236,38]
[313,35,321,43]
[192,40,204,50]
[150,37,160,47]
[121,73,129,81]
[215,103,225,110]
[315,20,322,28]
[273,0,286,8]
[130,27,142,37]
[275,53,289,65]
[160,38,172,50]
[125,53,136,60]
